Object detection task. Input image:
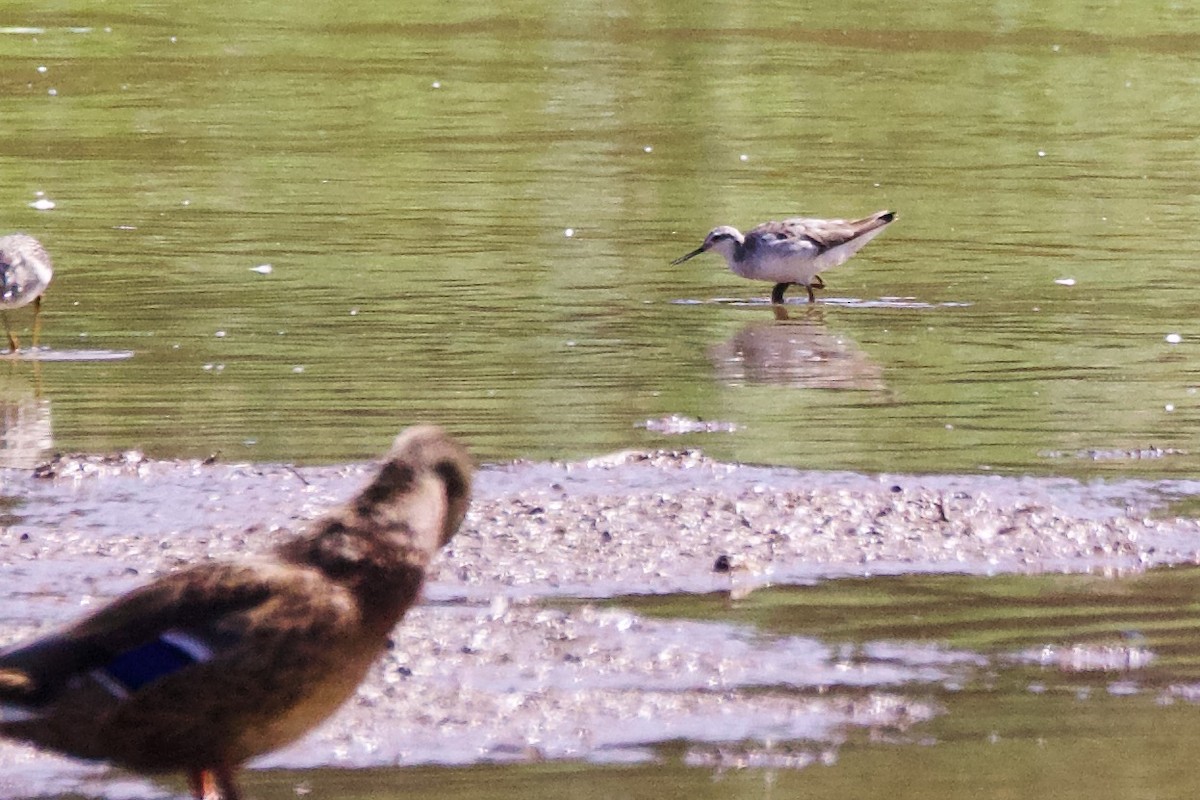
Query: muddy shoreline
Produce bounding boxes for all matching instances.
[6,448,1200,604]
[3,449,1200,798]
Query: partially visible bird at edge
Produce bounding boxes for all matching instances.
[0,233,53,353]
[672,210,897,304]
[0,425,474,800]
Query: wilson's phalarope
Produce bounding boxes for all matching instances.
[672,210,896,304]
[0,234,53,352]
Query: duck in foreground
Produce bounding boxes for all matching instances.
[0,425,473,800]
[0,234,53,352]
[672,210,897,304]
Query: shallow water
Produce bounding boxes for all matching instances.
[0,2,1196,475]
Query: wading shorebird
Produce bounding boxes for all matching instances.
[672,210,897,304]
[0,425,474,800]
[0,233,53,352]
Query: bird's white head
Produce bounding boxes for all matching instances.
[671,225,744,266]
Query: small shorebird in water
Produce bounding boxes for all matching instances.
[672,210,897,304]
[0,425,473,800]
[0,234,53,352]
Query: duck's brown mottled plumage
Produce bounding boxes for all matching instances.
[0,425,473,800]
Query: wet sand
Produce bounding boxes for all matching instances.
[2,449,1200,797]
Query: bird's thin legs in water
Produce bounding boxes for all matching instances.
[3,313,16,353]
[804,275,826,304]
[30,296,41,350]
[770,282,791,304]
[2,297,46,353]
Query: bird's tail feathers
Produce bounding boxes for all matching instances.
[860,210,897,229]
[0,668,40,722]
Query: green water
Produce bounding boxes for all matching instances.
[617,569,1200,798]
[0,1,1197,474]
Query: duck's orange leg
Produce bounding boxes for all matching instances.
[187,770,213,800]
[188,768,240,800]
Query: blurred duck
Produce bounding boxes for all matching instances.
[0,425,473,800]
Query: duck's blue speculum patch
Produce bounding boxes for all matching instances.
[97,632,212,694]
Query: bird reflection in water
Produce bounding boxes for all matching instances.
[0,384,52,468]
[708,306,887,391]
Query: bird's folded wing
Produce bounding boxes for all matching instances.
[0,563,280,706]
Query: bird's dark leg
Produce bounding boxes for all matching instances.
[770,282,790,304]
[3,312,16,353]
[214,765,243,800]
[31,296,42,350]
[805,275,826,304]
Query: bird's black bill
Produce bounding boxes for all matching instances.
[670,247,705,265]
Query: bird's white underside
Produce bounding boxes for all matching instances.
[730,224,890,285]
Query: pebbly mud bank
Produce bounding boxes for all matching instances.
[2,448,1200,798]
